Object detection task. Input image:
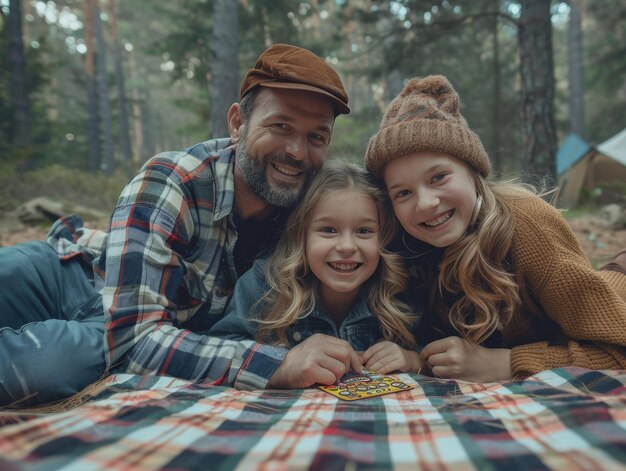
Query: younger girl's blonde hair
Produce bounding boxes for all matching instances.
[256,160,416,348]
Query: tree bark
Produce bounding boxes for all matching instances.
[567,0,586,137]
[92,0,115,174]
[518,0,557,183]
[260,6,272,48]
[141,76,156,158]
[127,51,144,164]
[209,0,238,138]
[8,0,30,148]
[84,0,101,173]
[491,2,502,173]
[109,0,132,165]
[309,0,322,41]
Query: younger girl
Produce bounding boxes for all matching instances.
[210,160,422,377]
[365,75,626,383]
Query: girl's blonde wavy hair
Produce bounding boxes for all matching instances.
[428,175,543,344]
[256,160,416,348]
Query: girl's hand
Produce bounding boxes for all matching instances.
[361,340,421,374]
[420,336,512,382]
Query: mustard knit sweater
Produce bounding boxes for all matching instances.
[504,194,626,377]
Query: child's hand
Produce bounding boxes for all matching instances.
[361,340,421,374]
[419,336,512,382]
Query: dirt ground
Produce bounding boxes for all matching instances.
[1,213,624,268]
[0,216,109,248]
[567,215,626,267]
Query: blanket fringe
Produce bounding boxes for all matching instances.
[0,375,113,421]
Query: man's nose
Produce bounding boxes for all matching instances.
[285,135,307,161]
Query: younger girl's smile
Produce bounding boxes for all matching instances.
[327,261,362,272]
[305,189,381,307]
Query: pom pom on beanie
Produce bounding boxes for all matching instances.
[365,75,490,178]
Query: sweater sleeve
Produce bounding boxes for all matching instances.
[508,196,626,376]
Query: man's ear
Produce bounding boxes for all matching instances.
[228,103,243,143]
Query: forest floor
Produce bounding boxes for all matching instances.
[567,214,626,267]
[0,214,109,248]
[1,211,625,268]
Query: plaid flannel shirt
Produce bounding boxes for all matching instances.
[47,138,288,390]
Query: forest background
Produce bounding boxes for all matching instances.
[0,0,625,223]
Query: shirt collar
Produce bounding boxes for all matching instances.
[207,140,237,221]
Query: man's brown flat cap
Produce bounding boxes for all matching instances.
[240,44,350,115]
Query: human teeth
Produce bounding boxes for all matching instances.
[274,164,300,176]
[329,262,359,271]
[423,210,453,227]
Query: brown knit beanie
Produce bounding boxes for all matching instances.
[365,75,490,178]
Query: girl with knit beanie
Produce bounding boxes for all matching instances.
[365,75,626,382]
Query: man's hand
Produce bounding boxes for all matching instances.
[420,336,512,382]
[267,334,362,389]
[361,340,421,374]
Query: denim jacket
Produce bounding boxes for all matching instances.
[209,257,385,350]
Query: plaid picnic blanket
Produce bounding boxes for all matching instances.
[1,367,626,470]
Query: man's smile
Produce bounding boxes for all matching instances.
[272,162,302,177]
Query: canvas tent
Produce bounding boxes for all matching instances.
[557,128,626,207]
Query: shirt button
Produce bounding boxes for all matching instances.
[292,332,302,342]
[215,287,229,297]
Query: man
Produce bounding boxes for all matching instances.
[0,44,360,406]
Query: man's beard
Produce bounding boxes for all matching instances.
[236,133,314,208]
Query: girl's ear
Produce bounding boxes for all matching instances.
[228,103,244,143]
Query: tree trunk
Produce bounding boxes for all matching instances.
[309,0,322,41]
[8,0,30,148]
[567,0,586,137]
[21,0,30,45]
[491,2,502,174]
[84,0,101,173]
[209,0,238,138]
[386,69,403,102]
[127,51,144,164]
[260,6,272,48]
[109,0,132,165]
[518,0,557,183]
[141,77,156,158]
[92,0,115,174]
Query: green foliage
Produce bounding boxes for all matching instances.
[334,0,525,171]
[148,1,214,89]
[0,161,128,214]
[561,205,599,220]
[1,0,625,211]
[240,0,302,47]
[596,181,626,206]
[584,0,626,142]
[577,181,626,208]
[328,106,382,163]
